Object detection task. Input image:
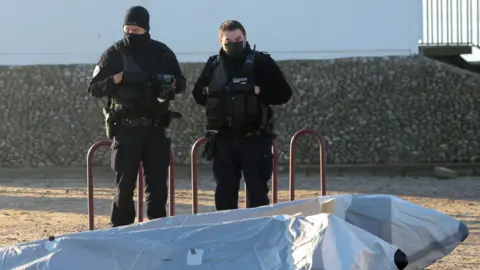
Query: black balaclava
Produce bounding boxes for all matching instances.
[223,41,246,57]
[123,6,150,47]
[222,41,250,63]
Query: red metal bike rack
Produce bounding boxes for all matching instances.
[289,128,327,200]
[190,137,278,214]
[86,140,176,230]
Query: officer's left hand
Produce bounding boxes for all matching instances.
[254,86,260,95]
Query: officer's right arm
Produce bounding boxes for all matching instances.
[87,46,122,98]
[191,56,215,106]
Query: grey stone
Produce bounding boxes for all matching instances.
[433,166,458,179]
[0,55,479,168]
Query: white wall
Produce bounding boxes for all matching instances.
[0,0,422,65]
[422,0,479,45]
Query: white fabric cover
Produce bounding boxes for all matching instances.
[0,194,469,270]
[115,194,467,269]
[0,214,403,270]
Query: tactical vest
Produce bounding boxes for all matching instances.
[205,53,261,131]
[111,42,169,118]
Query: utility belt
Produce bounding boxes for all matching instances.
[207,105,277,138]
[102,106,182,139]
[201,124,276,162]
[201,128,273,161]
[120,117,164,127]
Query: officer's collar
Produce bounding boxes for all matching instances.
[219,42,252,59]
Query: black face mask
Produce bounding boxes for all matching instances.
[125,33,150,47]
[224,41,245,57]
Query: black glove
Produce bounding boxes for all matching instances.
[200,130,218,161]
[201,141,213,161]
[153,74,176,100]
[157,85,176,100]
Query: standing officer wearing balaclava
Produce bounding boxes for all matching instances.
[87,6,186,227]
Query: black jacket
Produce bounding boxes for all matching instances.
[88,38,186,99]
[192,44,292,106]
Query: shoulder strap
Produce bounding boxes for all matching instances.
[106,41,125,108]
[210,55,220,68]
[205,55,220,78]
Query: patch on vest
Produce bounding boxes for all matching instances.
[92,65,101,78]
[232,77,248,84]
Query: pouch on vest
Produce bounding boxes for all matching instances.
[206,97,221,121]
[230,77,259,118]
[231,78,247,117]
[205,62,229,128]
[116,51,150,104]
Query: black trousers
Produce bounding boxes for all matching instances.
[212,135,273,210]
[110,125,171,227]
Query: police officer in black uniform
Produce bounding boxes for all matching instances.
[192,20,292,211]
[87,6,186,227]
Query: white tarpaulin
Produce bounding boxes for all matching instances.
[0,194,468,270]
[112,194,468,269]
[0,214,405,270]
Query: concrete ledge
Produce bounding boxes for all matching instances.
[190,163,480,177]
[0,163,478,179]
[184,163,480,177]
[419,44,473,56]
[298,163,480,177]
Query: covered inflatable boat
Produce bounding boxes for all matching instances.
[0,194,468,270]
[0,214,407,270]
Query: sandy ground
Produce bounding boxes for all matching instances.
[0,167,478,269]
